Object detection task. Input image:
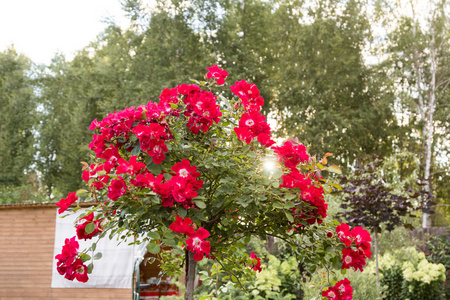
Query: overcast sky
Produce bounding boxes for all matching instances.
[0,0,129,65]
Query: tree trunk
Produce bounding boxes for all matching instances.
[422,15,438,229]
[374,228,380,289]
[411,3,435,229]
[185,250,197,300]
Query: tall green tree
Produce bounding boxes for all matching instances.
[269,0,396,164]
[212,0,275,103]
[0,48,36,187]
[36,54,103,197]
[36,2,211,195]
[84,2,210,112]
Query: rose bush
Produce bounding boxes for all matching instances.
[55,65,370,299]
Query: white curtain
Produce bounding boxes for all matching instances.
[51,208,143,289]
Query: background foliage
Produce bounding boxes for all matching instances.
[0,0,448,298]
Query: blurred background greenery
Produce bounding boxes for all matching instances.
[0,0,448,298]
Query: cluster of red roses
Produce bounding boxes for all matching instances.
[169,216,211,261]
[88,107,149,158]
[82,154,203,209]
[336,223,372,272]
[55,194,105,282]
[55,237,88,283]
[180,85,222,134]
[231,80,275,147]
[89,80,223,166]
[150,159,203,208]
[274,140,328,226]
[158,83,224,135]
[322,278,353,300]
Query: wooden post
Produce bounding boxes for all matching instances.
[374,227,380,289]
[185,250,197,300]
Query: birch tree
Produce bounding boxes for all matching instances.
[386,0,450,228]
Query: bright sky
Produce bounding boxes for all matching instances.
[0,0,129,65]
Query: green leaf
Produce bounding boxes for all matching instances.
[323,184,332,193]
[80,253,91,262]
[93,252,103,260]
[148,231,161,240]
[285,194,296,200]
[164,231,175,239]
[272,168,283,179]
[273,203,283,209]
[315,163,325,170]
[231,275,238,282]
[91,243,96,252]
[130,144,141,156]
[328,182,342,190]
[285,201,295,209]
[85,222,95,234]
[147,243,161,254]
[177,207,187,218]
[163,238,177,246]
[147,163,162,174]
[219,178,229,184]
[247,151,256,158]
[285,211,294,223]
[76,189,89,195]
[194,200,206,209]
[332,256,342,269]
[327,165,342,174]
[170,103,178,109]
[87,262,94,273]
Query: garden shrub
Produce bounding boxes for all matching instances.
[425,232,450,298]
[195,241,301,300]
[300,268,382,300]
[370,247,446,300]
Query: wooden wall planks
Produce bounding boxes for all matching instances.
[0,205,131,300]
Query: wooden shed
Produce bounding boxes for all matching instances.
[0,203,132,300]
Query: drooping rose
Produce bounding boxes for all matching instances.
[249,252,262,272]
[56,192,78,214]
[186,227,211,261]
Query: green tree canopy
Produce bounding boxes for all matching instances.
[0,48,36,186]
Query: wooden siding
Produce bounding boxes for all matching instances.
[0,206,131,300]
